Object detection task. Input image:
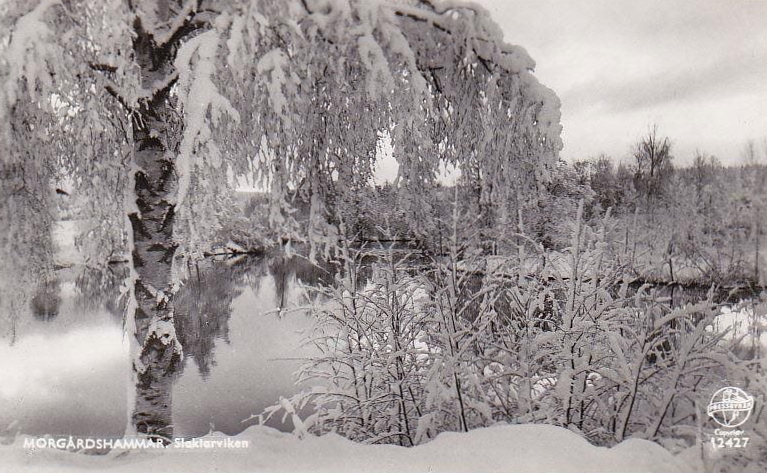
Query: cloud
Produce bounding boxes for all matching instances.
[561,50,767,114]
[475,0,767,163]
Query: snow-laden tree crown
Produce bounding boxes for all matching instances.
[0,0,561,437]
[1,0,561,252]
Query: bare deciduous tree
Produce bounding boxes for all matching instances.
[633,125,673,219]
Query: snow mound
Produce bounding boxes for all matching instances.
[0,424,693,473]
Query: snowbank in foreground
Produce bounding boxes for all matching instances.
[0,424,694,473]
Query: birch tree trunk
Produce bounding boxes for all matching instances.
[126,6,210,442]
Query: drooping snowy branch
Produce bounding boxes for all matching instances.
[256,48,295,119]
[173,23,240,251]
[0,0,59,140]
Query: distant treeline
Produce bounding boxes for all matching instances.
[233,128,766,287]
[567,138,766,286]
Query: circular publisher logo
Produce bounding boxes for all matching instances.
[707,387,754,428]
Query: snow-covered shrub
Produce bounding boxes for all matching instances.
[475,203,763,454]
[272,202,764,464]
[278,238,429,446]
[415,211,498,441]
[705,297,767,473]
[275,216,499,445]
[475,204,633,436]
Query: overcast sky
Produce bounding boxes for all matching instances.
[475,0,767,165]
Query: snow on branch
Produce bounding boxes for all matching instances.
[390,1,535,75]
[1,0,59,134]
[357,34,396,100]
[131,0,202,49]
[225,14,247,75]
[173,26,240,211]
[154,0,199,47]
[526,79,564,158]
[225,7,269,80]
[256,48,295,118]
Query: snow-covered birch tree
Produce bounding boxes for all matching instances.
[0,0,562,441]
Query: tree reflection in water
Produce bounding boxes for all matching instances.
[22,253,335,441]
[73,264,129,320]
[30,278,61,322]
[174,258,252,378]
[175,253,333,378]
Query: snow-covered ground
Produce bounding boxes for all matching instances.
[0,423,694,473]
